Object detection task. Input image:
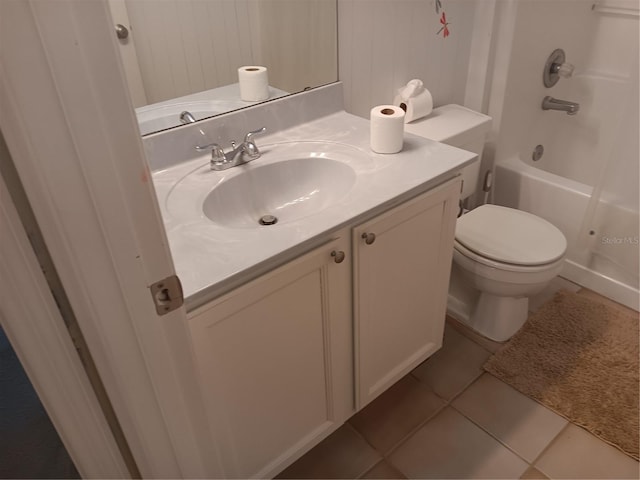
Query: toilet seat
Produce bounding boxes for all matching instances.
[453,240,564,274]
[455,204,566,267]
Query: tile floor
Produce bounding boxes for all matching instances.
[277,277,640,479]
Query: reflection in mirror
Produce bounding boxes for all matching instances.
[112,0,338,136]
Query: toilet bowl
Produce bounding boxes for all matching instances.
[451,204,566,341]
[405,104,568,341]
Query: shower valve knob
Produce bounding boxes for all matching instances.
[544,49,574,87]
[554,62,575,79]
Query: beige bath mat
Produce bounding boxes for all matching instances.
[484,290,639,460]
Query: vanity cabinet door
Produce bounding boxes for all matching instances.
[187,235,352,479]
[353,178,461,409]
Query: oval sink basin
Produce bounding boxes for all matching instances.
[202,158,356,228]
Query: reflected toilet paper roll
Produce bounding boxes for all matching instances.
[370,105,405,154]
[238,66,269,102]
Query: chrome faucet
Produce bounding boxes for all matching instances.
[195,127,267,170]
[541,96,580,115]
[180,110,197,124]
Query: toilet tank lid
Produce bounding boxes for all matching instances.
[404,104,492,143]
[456,205,567,266]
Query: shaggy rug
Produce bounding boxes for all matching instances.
[484,290,639,460]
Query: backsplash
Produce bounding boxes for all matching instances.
[338,0,477,118]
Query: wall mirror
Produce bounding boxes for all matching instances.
[111,0,338,136]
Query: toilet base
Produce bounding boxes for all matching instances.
[447,264,534,342]
[468,293,529,342]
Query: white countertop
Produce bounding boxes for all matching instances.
[152,110,476,309]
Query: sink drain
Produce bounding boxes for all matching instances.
[258,214,278,226]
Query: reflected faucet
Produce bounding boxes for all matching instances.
[195,127,267,170]
[180,110,197,124]
[541,96,580,115]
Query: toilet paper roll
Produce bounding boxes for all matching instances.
[238,66,269,102]
[393,88,433,123]
[370,105,405,154]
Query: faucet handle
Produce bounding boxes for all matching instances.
[195,142,227,168]
[244,126,266,143]
[195,142,222,152]
[241,127,266,161]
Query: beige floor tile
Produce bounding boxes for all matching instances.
[446,315,505,353]
[349,375,445,454]
[520,466,549,479]
[528,276,581,313]
[359,460,406,479]
[411,324,491,400]
[452,373,567,462]
[389,407,529,479]
[535,423,640,479]
[276,424,381,479]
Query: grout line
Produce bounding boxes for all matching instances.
[446,369,486,404]
[343,421,385,478]
[449,398,535,468]
[356,459,383,480]
[446,371,541,466]
[447,371,570,472]
[381,400,449,460]
[380,457,408,480]
[525,422,573,479]
[382,368,486,461]
[381,366,525,480]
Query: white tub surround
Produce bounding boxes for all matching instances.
[488,0,639,311]
[147,84,476,309]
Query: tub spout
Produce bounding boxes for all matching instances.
[542,96,580,115]
[179,110,197,124]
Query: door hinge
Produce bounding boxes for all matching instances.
[150,275,183,315]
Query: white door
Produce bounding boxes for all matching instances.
[0,1,216,477]
[107,0,148,107]
[0,166,129,478]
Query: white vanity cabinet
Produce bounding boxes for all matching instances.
[185,177,461,478]
[187,234,353,479]
[352,178,461,408]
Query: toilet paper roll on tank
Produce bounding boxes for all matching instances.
[393,79,433,124]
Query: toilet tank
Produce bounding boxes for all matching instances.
[405,104,492,200]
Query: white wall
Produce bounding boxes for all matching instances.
[338,0,477,118]
[125,0,478,118]
[125,0,337,105]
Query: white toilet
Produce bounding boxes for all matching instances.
[406,105,567,342]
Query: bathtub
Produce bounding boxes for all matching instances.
[480,0,639,311]
[493,155,639,310]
